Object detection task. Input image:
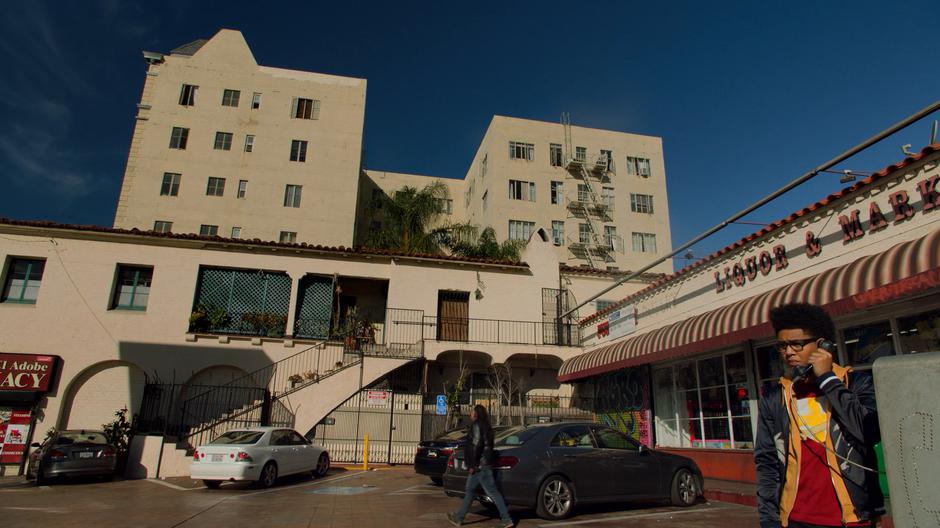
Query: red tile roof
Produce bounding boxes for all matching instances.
[0,219,529,268]
[580,142,940,325]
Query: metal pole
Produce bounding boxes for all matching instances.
[561,99,940,319]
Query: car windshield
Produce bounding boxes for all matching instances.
[494,426,540,446]
[210,431,264,445]
[55,432,108,446]
[437,429,468,441]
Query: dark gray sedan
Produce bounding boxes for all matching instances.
[443,422,704,520]
[27,430,117,484]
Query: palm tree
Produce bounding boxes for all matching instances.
[442,224,525,262]
[363,181,450,254]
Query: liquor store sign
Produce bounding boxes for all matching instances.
[0,353,58,392]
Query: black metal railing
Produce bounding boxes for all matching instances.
[422,316,580,346]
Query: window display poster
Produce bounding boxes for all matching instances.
[0,409,32,464]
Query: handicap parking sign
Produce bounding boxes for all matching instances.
[436,395,447,415]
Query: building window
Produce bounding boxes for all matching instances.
[631,193,654,213]
[550,143,563,167]
[251,92,262,109]
[221,89,240,107]
[213,132,233,151]
[479,154,488,178]
[607,266,619,272]
[551,221,564,246]
[292,98,320,120]
[652,351,754,449]
[237,180,247,199]
[284,184,302,208]
[437,198,453,215]
[178,84,197,106]
[842,320,896,367]
[575,146,587,161]
[551,181,564,204]
[602,187,615,210]
[244,135,254,152]
[579,223,591,244]
[508,180,536,201]
[169,127,189,149]
[231,227,241,239]
[627,156,652,177]
[199,225,219,236]
[1,258,45,304]
[632,232,657,253]
[481,190,488,211]
[596,299,616,311]
[110,265,152,311]
[600,149,614,172]
[153,221,172,233]
[604,226,618,250]
[160,173,181,196]
[508,220,534,241]
[290,140,307,162]
[206,177,225,197]
[279,231,297,243]
[898,308,940,354]
[509,141,534,161]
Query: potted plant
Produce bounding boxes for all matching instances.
[303,370,318,382]
[340,307,377,350]
[189,304,210,332]
[208,306,231,332]
[288,374,303,387]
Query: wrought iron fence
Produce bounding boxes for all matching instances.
[422,316,580,346]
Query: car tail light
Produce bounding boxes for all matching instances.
[235,452,252,462]
[440,448,454,456]
[100,447,116,458]
[193,450,201,462]
[49,449,68,461]
[447,454,455,468]
[494,456,518,470]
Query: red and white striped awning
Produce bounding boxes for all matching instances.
[558,227,940,382]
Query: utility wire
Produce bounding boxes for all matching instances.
[562,98,940,320]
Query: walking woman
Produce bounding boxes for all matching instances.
[447,405,514,527]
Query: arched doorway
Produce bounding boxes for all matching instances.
[58,361,148,430]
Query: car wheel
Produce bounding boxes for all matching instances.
[314,453,330,478]
[430,476,443,486]
[670,468,699,507]
[258,461,278,488]
[203,480,222,489]
[35,465,48,486]
[536,475,574,520]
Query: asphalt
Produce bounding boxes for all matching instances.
[0,466,759,527]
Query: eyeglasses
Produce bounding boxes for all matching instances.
[775,338,817,352]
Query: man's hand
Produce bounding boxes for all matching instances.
[810,339,834,377]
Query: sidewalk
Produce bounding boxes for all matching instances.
[704,478,757,507]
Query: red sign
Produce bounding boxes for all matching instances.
[0,410,32,463]
[0,354,57,392]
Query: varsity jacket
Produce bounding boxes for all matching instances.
[754,364,884,528]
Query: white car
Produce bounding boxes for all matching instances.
[190,427,330,489]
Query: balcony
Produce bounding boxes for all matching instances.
[423,316,580,346]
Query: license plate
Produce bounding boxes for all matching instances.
[211,454,224,463]
[79,452,94,459]
[427,450,438,458]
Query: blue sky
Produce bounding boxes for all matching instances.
[1,1,938,265]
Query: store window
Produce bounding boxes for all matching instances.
[897,308,940,354]
[842,320,895,367]
[652,350,753,449]
[755,343,786,396]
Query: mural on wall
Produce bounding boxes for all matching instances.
[592,367,652,446]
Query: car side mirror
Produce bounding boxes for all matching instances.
[638,444,650,455]
[30,442,41,448]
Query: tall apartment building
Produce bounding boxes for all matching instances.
[115,30,672,273]
[113,29,367,246]
[461,116,672,273]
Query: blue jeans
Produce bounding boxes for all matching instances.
[454,467,512,523]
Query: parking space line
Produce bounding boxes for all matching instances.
[538,503,735,527]
[146,479,204,491]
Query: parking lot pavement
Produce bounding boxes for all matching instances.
[0,467,758,528]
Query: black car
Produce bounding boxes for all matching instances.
[415,426,509,485]
[443,422,704,520]
[26,430,117,485]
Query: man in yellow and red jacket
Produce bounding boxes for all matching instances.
[756,303,883,528]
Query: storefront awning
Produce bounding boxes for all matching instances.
[558,227,940,382]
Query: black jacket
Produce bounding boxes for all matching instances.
[464,421,495,470]
[754,365,883,528]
